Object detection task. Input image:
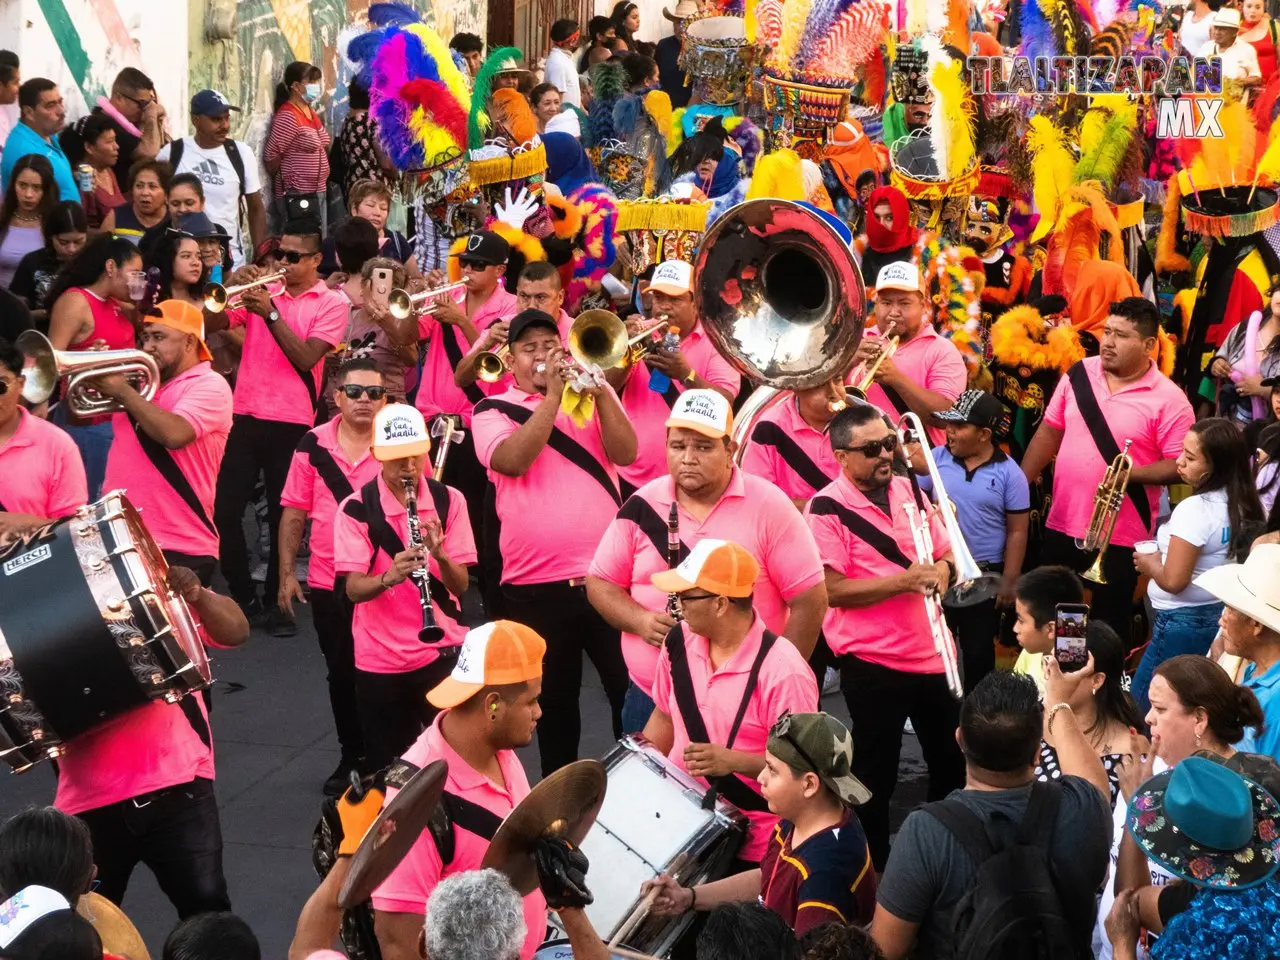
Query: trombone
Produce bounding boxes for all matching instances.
[388,280,470,320]
[1077,439,1134,584]
[16,330,160,417]
[846,322,899,401]
[203,271,286,313]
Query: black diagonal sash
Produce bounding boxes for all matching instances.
[265,309,322,410]
[878,383,908,419]
[127,413,216,535]
[665,625,776,813]
[441,791,504,840]
[347,479,462,622]
[441,325,486,405]
[1066,361,1152,532]
[474,398,623,506]
[808,496,912,569]
[297,431,355,505]
[617,495,691,563]
[178,696,213,750]
[749,420,836,493]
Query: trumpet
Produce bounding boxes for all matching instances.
[568,311,673,372]
[1078,439,1134,585]
[475,343,511,383]
[388,280,470,320]
[203,271,286,313]
[847,322,899,401]
[15,330,159,418]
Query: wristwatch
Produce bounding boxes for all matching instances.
[265,309,281,326]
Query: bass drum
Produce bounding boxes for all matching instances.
[0,491,211,772]
[534,939,630,960]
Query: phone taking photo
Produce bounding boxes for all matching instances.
[1054,603,1090,672]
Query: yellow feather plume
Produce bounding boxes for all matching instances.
[1027,115,1073,242]
[929,54,975,181]
[1257,123,1280,186]
[747,150,805,201]
[773,0,809,74]
[645,90,673,152]
[745,0,758,43]
[1188,98,1255,189]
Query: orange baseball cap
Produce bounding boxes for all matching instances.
[149,299,213,363]
[427,620,547,708]
[651,539,760,598]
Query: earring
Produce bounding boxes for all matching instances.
[1195,731,1203,747]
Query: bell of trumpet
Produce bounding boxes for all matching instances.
[15,330,160,417]
[568,310,631,371]
[476,344,511,383]
[203,271,286,313]
[388,280,470,320]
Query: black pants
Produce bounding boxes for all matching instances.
[809,630,838,693]
[311,583,364,766]
[434,416,488,558]
[1039,528,1139,645]
[355,653,458,773]
[839,654,966,870]
[77,777,230,919]
[502,580,629,777]
[214,415,310,609]
[162,551,217,588]
[943,566,1003,696]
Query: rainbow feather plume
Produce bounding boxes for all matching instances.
[469,46,523,148]
[370,28,424,170]
[812,1,890,83]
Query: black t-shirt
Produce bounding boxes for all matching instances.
[0,286,34,342]
[59,108,143,187]
[8,247,60,312]
[656,36,690,109]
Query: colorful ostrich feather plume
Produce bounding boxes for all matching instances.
[1027,115,1074,242]
[812,1,891,84]
[755,0,785,50]
[1073,101,1138,190]
[469,46,523,148]
[927,43,975,181]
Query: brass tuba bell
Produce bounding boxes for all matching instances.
[16,330,160,417]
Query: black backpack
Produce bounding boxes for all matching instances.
[923,781,1082,960]
[167,137,247,196]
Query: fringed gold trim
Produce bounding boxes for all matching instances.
[891,163,980,200]
[616,198,712,233]
[1182,201,1280,239]
[1111,198,1144,230]
[469,143,548,187]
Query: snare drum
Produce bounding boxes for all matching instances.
[573,736,747,957]
[0,491,211,772]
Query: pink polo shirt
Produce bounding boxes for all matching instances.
[739,395,840,502]
[280,417,381,591]
[473,384,623,584]
[333,475,477,673]
[0,408,86,519]
[617,323,742,488]
[650,617,818,862]
[229,282,348,426]
[1043,357,1193,548]
[804,474,951,673]
[373,712,547,960]
[588,469,826,695]
[103,362,233,558]
[414,286,518,426]
[857,324,966,445]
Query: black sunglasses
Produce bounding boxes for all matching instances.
[836,435,898,458]
[678,591,719,603]
[770,711,824,775]
[278,249,314,264]
[340,384,387,401]
[0,377,16,397]
[458,258,491,270]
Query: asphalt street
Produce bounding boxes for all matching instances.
[0,603,928,957]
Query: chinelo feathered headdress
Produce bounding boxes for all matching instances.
[889,38,978,206]
[755,0,890,86]
[468,46,526,149]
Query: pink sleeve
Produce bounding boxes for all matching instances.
[1155,393,1195,460]
[169,375,233,442]
[47,434,88,519]
[924,341,967,402]
[471,406,517,468]
[763,649,821,721]
[333,497,374,574]
[264,109,299,166]
[225,306,252,330]
[803,510,848,572]
[444,487,478,565]
[371,832,444,915]
[739,435,780,486]
[1042,374,1071,430]
[587,517,637,586]
[308,294,349,347]
[696,348,741,396]
[416,313,439,340]
[760,493,826,598]
[650,642,675,717]
[279,449,315,511]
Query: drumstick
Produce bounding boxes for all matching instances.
[608,853,689,950]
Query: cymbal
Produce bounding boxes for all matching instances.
[481,759,607,895]
[339,759,449,909]
[76,892,150,960]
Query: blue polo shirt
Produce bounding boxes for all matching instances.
[1,121,79,201]
[1239,660,1280,759]
[918,446,1030,564]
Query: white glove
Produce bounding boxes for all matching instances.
[493,186,538,230]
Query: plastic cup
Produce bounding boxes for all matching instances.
[1134,540,1159,556]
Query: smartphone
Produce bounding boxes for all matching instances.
[1054,603,1090,672]
[368,267,393,313]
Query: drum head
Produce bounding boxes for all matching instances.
[339,760,449,908]
[77,892,151,960]
[686,15,746,43]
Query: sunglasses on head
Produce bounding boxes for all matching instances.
[340,384,387,401]
[837,435,898,458]
[278,249,313,264]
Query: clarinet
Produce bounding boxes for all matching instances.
[667,502,683,621]
[402,477,445,643]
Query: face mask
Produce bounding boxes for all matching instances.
[304,83,322,103]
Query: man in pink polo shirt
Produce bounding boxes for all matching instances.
[803,402,965,870]
[614,260,741,493]
[588,389,828,736]
[643,540,819,866]
[372,620,548,960]
[1022,296,1194,640]
[279,357,387,794]
[334,403,477,774]
[208,218,347,634]
[740,381,847,509]
[94,300,233,585]
[851,261,966,445]
[472,308,637,775]
[53,566,250,920]
[0,337,86,542]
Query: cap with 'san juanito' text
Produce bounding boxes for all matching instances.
[373,404,431,462]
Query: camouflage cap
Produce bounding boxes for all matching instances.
[768,712,872,807]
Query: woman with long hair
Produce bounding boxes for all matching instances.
[264,61,330,232]
[8,201,87,318]
[45,234,144,497]
[75,112,127,231]
[1036,621,1145,807]
[611,1,649,54]
[145,228,209,308]
[0,154,56,289]
[1131,418,1266,710]
[1257,421,1280,517]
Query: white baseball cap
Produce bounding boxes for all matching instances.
[373,404,431,462]
[0,886,71,949]
[649,260,694,296]
[875,260,922,294]
[665,388,733,439]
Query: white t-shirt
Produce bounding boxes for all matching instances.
[155,137,262,267]
[1199,37,1262,80]
[1180,8,1214,55]
[543,46,583,108]
[1147,489,1231,609]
